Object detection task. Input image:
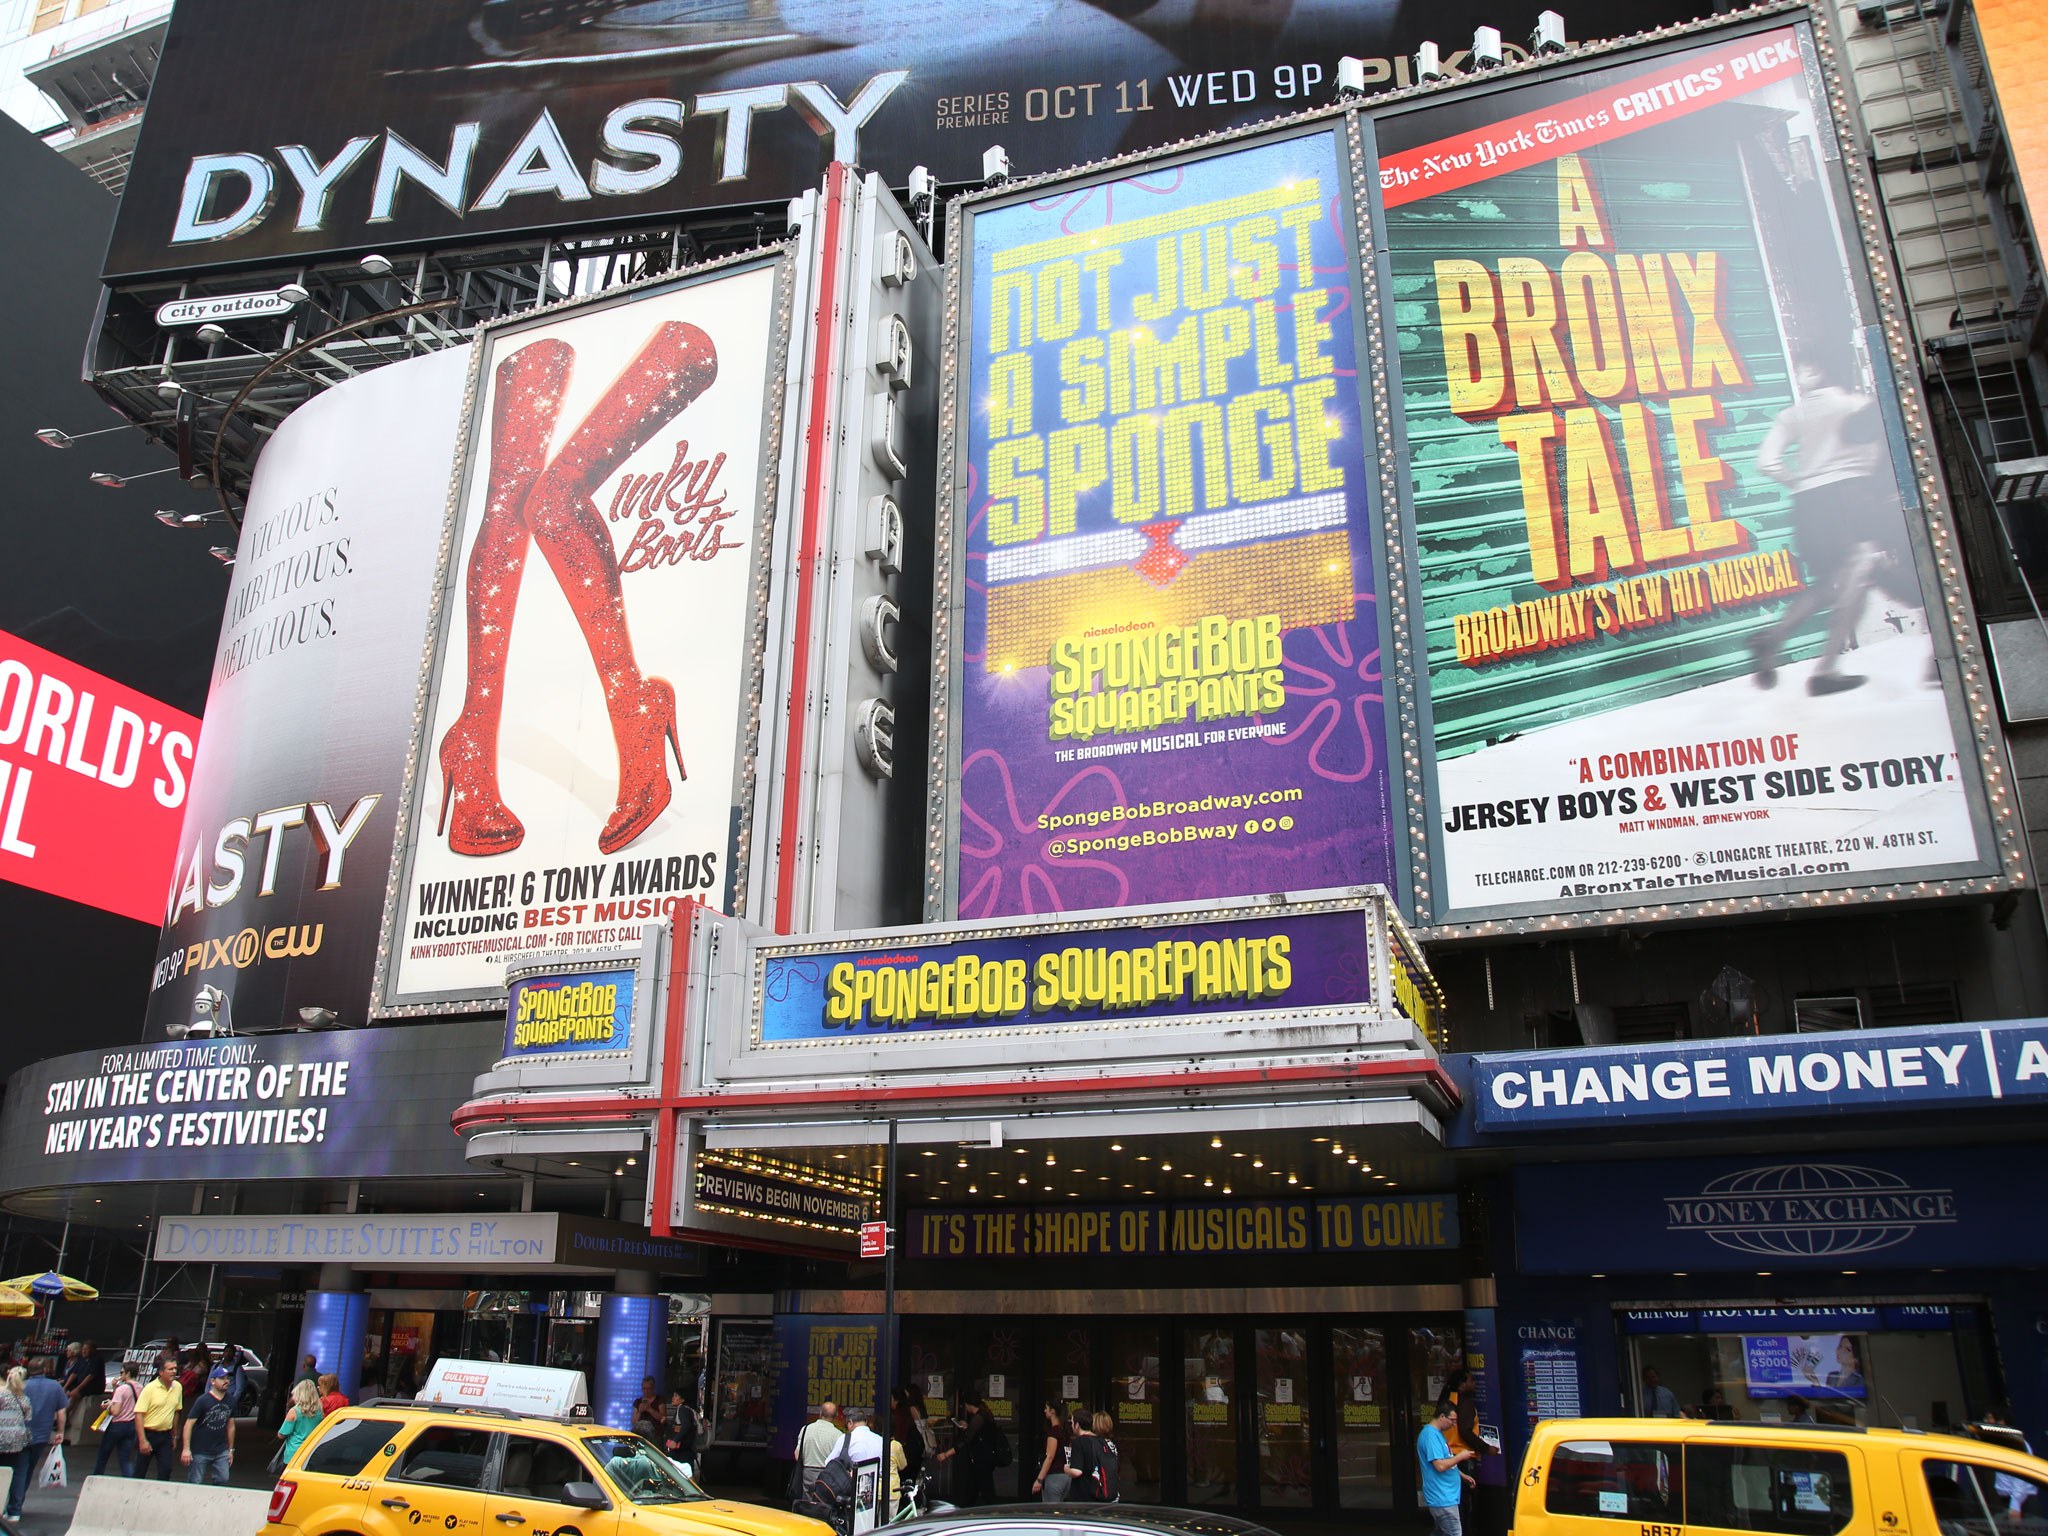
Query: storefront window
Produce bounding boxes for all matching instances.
[1624,1307,1995,1431]
[711,1319,773,1448]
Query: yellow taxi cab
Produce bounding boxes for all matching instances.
[1517,1417,2048,1536]
[267,1400,835,1536]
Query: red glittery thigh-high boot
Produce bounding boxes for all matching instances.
[521,319,719,855]
[436,338,575,855]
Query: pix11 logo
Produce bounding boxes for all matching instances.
[1663,1162,1958,1258]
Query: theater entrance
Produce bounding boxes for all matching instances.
[901,1313,1466,1517]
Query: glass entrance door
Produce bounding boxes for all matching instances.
[1108,1326,1162,1504]
[1039,1324,1093,1428]
[1183,1326,1237,1505]
[1332,1325,1394,1509]
[1255,1327,1313,1508]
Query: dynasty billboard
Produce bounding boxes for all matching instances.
[935,125,1400,918]
[145,346,469,1037]
[379,255,787,1010]
[105,0,1707,281]
[1378,23,2006,921]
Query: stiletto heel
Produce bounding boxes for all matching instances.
[599,677,679,855]
[435,338,574,858]
[438,721,525,855]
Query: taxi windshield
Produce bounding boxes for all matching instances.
[585,1435,709,1505]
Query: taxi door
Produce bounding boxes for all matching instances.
[1520,1431,1687,1536]
[485,1431,619,1536]
[1682,1438,1863,1536]
[361,1422,497,1536]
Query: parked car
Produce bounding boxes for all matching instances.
[116,1339,268,1415]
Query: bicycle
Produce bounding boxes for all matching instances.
[889,1472,944,1524]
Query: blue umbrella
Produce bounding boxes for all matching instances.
[0,1273,95,1301]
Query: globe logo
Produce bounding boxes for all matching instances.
[1663,1162,1957,1258]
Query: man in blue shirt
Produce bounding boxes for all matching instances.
[181,1367,237,1484]
[10,1357,70,1521]
[1417,1401,1476,1536]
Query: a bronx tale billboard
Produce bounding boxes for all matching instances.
[108,1,1710,279]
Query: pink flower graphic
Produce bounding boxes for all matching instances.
[1260,592,1384,783]
[958,747,1131,917]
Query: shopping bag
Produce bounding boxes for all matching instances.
[38,1447,67,1488]
[91,1401,112,1433]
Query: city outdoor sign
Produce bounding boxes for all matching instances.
[155,291,296,327]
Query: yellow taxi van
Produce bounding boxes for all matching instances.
[1517,1417,2048,1536]
[266,1399,834,1536]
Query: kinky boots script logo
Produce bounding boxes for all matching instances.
[608,440,739,572]
[1664,1163,1959,1259]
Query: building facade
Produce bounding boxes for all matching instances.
[0,1,2043,1527]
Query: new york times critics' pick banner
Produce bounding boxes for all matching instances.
[956,130,1395,917]
[1381,27,1986,917]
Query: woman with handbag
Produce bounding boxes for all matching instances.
[273,1380,325,1474]
[91,1363,141,1477]
[0,1367,33,1505]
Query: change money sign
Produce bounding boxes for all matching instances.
[952,129,1396,917]
[1381,26,1994,919]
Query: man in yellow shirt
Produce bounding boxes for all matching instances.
[134,1357,184,1481]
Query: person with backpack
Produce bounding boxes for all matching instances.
[662,1391,699,1466]
[796,1415,859,1535]
[935,1395,1003,1506]
[1092,1412,1121,1503]
[1064,1407,1102,1501]
[795,1399,844,1506]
